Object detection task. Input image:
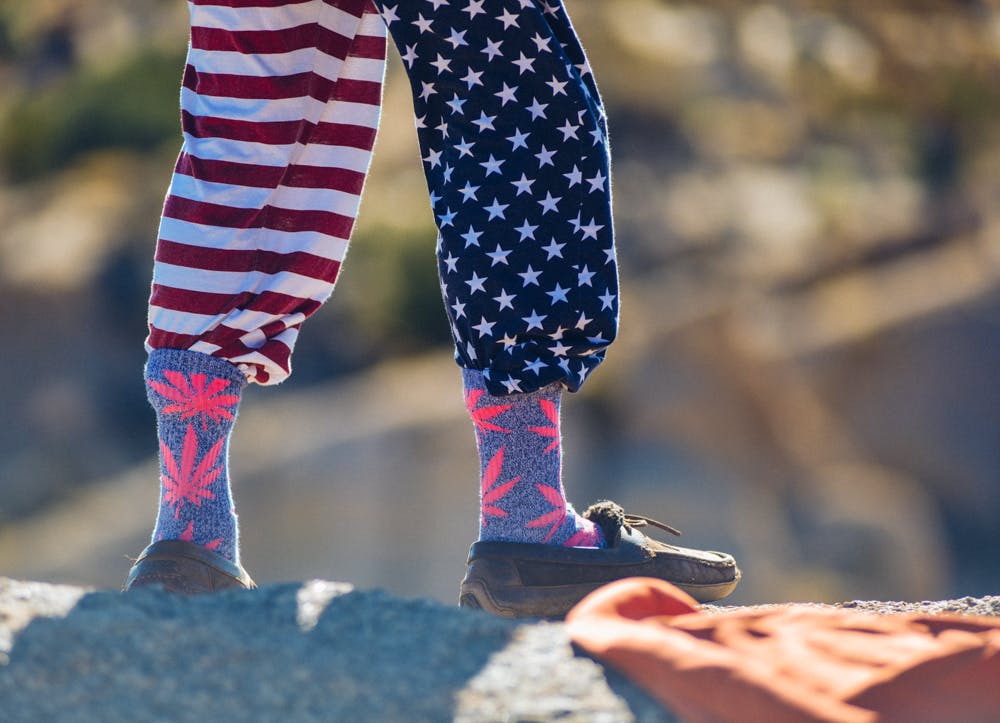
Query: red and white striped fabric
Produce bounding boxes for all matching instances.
[147,0,386,385]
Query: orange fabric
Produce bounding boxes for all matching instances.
[566,578,1000,723]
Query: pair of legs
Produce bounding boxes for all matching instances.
[129,0,739,613]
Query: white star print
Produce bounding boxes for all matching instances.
[531,33,552,53]
[558,119,580,140]
[472,111,497,132]
[599,290,616,310]
[464,0,486,19]
[511,173,535,195]
[586,170,606,192]
[483,38,503,61]
[480,154,505,176]
[430,53,452,74]
[472,316,496,336]
[446,28,469,49]
[501,377,523,393]
[486,244,512,266]
[546,283,570,304]
[535,145,556,167]
[542,239,565,259]
[446,94,467,114]
[483,198,509,220]
[538,191,561,214]
[424,148,442,168]
[419,81,436,101]
[461,226,483,247]
[577,266,595,286]
[437,207,457,227]
[413,14,433,33]
[525,358,546,375]
[401,44,418,68]
[494,289,517,310]
[458,182,480,202]
[461,68,484,89]
[518,265,542,286]
[381,5,399,24]
[564,165,582,186]
[547,77,568,95]
[495,83,518,105]
[513,52,536,74]
[515,219,538,241]
[507,129,530,150]
[442,252,459,273]
[497,9,520,29]
[466,272,487,294]
[551,341,571,357]
[526,98,548,120]
[455,138,475,157]
[452,300,466,318]
[499,333,518,350]
[522,309,547,330]
[579,219,605,240]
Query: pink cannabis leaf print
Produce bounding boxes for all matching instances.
[465,388,513,435]
[481,446,520,520]
[527,484,568,543]
[179,520,223,551]
[160,425,224,517]
[149,370,240,430]
[563,524,602,548]
[527,399,559,453]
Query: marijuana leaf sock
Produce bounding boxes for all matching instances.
[463,368,605,548]
[146,349,246,563]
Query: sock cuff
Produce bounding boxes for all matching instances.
[462,367,562,403]
[146,349,249,389]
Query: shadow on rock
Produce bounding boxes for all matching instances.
[0,578,673,722]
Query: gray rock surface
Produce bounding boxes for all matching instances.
[0,577,674,723]
[3,576,996,723]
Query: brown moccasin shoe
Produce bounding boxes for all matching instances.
[459,501,740,619]
[123,540,255,594]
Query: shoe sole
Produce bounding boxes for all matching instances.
[459,560,741,619]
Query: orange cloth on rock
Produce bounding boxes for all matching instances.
[566,578,1000,723]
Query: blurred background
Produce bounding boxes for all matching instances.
[0,0,998,605]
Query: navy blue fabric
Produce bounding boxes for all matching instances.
[375,0,619,396]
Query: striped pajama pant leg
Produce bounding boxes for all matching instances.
[147,0,387,385]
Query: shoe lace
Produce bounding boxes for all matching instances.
[623,513,682,537]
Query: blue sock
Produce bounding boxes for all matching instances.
[146,349,246,563]
[464,369,605,548]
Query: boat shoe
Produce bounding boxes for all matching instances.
[123,540,256,594]
[459,501,740,619]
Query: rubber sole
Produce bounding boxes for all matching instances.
[459,559,741,619]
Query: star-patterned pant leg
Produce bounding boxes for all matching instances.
[374,0,619,396]
[147,0,387,385]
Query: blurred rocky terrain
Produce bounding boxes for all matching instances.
[0,1,998,605]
